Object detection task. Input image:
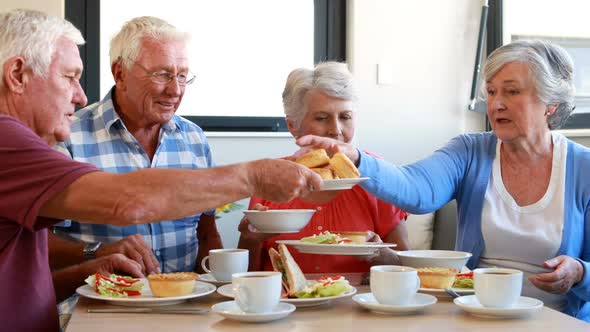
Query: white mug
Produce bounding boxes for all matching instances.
[232,271,282,313]
[201,249,248,282]
[370,265,420,305]
[474,268,523,308]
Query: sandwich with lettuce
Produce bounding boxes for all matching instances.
[269,244,353,298]
[85,273,144,297]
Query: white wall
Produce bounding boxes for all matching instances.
[1,0,63,17]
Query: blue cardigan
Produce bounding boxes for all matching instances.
[358,132,590,321]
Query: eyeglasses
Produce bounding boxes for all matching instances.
[131,61,196,86]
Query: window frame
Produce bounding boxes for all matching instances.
[65,0,346,132]
[487,0,590,129]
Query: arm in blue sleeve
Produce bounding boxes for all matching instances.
[358,135,470,214]
[570,208,590,301]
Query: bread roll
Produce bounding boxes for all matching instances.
[311,167,334,180]
[329,152,360,179]
[417,268,457,289]
[334,231,369,244]
[148,272,198,297]
[295,149,330,168]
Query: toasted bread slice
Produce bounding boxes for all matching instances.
[311,167,334,180]
[296,149,330,168]
[334,231,369,244]
[277,244,307,297]
[329,152,360,178]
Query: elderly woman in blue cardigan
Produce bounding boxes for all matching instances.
[294,40,589,322]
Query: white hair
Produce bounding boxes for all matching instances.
[483,40,575,130]
[109,16,190,69]
[282,61,356,127]
[0,9,84,81]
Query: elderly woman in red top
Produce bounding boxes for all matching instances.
[238,62,410,273]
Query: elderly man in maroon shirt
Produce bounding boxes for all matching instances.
[0,9,321,331]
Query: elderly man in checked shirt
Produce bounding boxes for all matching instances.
[50,16,222,275]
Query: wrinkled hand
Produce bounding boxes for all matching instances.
[356,232,400,265]
[293,135,360,164]
[529,255,584,294]
[238,204,279,242]
[97,234,160,275]
[81,253,144,278]
[247,159,322,202]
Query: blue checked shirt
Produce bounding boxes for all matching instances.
[54,88,215,272]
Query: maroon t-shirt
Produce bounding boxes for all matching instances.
[0,116,99,331]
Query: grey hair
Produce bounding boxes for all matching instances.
[0,9,84,81]
[282,61,356,127]
[483,40,575,130]
[109,16,190,69]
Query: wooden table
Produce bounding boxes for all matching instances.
[66,275,588,332]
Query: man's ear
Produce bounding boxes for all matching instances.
[111,61,127,90]
[3,56,28,93]
[286,117,300,138]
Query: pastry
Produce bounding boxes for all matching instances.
[417,268,457,289]
[147,272,198,297]
[329,152,360,179]
[295,149,330,168]
[311,167,334,180]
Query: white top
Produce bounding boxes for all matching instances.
[480,132,567,310]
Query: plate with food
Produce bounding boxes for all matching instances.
[276,231,396,255]
[217,244,357,307]
[295,149,366,191]
[417,269,474,297]
[77,272,216,307]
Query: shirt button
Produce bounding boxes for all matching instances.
[317,207,322,211]
[315,266,320,270]
[155,250,160,256]
[318,226,323,231]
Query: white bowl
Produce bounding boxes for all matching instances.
[396,250,472,271]
[243,209,315,233]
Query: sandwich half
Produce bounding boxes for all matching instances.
[269,244,308,297]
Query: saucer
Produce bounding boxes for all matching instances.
[197,273,231,286]
[454,295,543,319]
[211,301,296,323]
[352,293,437,314]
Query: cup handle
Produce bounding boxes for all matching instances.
[414,276,421,292]
[234,285,250,312]
[201,256,211,274]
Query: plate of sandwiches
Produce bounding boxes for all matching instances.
[295,149,368,191]
[77,272,216,307]
[276,231,397,255]
[218,244,357,307]
[416,268,474,297]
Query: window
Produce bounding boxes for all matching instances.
[489,0,590,129]
[65,0,346,132]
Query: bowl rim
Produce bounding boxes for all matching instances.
[396,250,472,259]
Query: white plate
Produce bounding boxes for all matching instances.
[276,240,396,255]
[320,177,369,191]
[212,301,295,323]
[76,280,216,307]
[217,283,357,308]
[353,292,437,314]
[419,287,474,297]
[197,273,231,286]
[454,295,543,319]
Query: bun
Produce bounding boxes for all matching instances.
[417,268,457,289]
[311,167,334,180]
[296,149,330,168]
[334,231,369,244]
[329,152,360,179]
[147,272,198,297]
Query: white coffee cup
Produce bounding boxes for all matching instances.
[232,271,282,313]
[201,249,249,282]
[370,265,420,305]
[474,268,523,308]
